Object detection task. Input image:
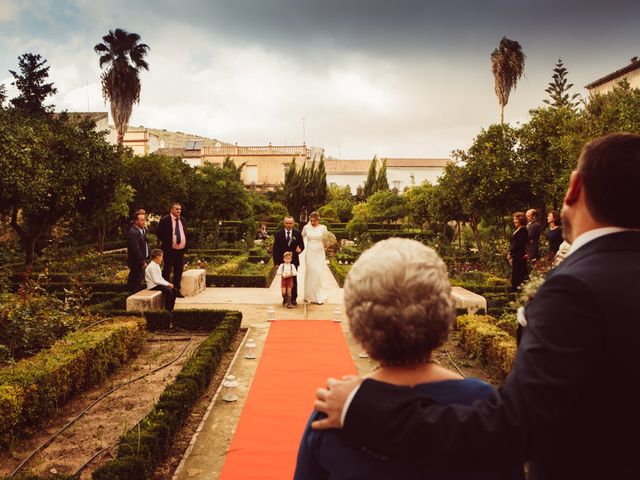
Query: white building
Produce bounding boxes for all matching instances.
[585,56,640,95]
[324,157,452,193]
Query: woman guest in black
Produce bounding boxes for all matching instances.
[545,210,563,260]
[508,211,529,291]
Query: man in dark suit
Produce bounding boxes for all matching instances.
[126,212,149,293]
[313,133,640,479]
[155,202,188,296]
[525,208,541,260]
[273,216,305,306]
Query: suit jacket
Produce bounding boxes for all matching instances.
[342,231,640,480]
[126,226,148,267]
[525,220,541,259]
[156,214,188,254]
[272,228,304,267]
[509,227,528,259]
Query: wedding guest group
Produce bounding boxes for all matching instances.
[156,202,188,297]
[295,238,523,479]
[312,132,640,480]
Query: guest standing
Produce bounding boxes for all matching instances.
[508,211,529,292]
[525,208,541,261]
[126,212,149,293]
[256,223,269,240]
[545,210,563,260]
[156,202,188,297]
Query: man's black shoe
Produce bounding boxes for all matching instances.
[176,293,185,298]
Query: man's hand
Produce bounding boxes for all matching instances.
[312,375,363,430]
[296,246,302,254]
[168,283,174,288]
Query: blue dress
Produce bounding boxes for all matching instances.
[294,378,524,480]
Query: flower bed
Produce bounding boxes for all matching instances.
[0,318,145,447]
[328,259,351,287]
[92,311,241,480]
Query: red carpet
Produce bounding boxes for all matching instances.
[220,320,356,479]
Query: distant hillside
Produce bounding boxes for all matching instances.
[128,126,234,148]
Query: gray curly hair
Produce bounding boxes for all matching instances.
[344,238,455,363]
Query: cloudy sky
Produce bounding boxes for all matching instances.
[1,0,639,158]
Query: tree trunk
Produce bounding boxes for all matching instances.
[457,221,462,248]
[470,217,482,252]
[98,221,106,254]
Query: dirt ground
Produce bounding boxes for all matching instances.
[0,332,212,479]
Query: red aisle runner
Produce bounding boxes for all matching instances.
[220,320,356,479]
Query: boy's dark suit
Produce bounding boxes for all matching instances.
[126,225,149,293]
[342,231,640,480]
[272,227,305,304]
[156,214,188,291]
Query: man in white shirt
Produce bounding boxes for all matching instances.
[145,249,180,311]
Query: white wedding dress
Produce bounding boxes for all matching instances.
[301,224,328,304]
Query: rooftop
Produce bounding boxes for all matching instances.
[585,56,640,90]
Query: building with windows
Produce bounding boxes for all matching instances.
[585,56,640,95]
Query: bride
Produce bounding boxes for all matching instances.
[301,211,328,304]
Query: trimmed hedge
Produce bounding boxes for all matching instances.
[456,314,517,382]
[206,273,273,288]
[328,259,351,287]
[144,309,232,331]
[92,311,242,480]
[0,318,145,447]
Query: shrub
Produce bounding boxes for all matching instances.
[456,314,517,382]
[0,318,145,447]
[345,218,368,240]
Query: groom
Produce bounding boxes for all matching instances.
[273,216,305,305]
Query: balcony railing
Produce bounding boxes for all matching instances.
[202,145,310,158]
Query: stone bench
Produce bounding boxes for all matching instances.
[126,289,164,312]
[180,269,206,297]
[451,286,487,315]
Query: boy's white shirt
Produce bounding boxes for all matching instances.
[278,262,298,278]
[146,261,170,289]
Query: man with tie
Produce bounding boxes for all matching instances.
[156,202,188,297]
[273,216,305,306]
[126,212,149,293]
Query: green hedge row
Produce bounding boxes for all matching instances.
[328,260,351,287]
[456,314,517,383]
[92,312,242,480]
[206,273,271,288]
[83,309,233,333]
[0,318,145,447]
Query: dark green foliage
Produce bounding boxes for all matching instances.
[282,157,328,218]
[144,309,230,331]
[375,158,389,191]
[9,53,57,114]
[543,58,580,110]
[92,312,241,480]
[363,157,377,198]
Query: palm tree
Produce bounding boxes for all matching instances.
[94,28,149,144]
[491,37,525,126]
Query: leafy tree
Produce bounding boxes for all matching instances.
[404,181,435,227]
[543,58,580,110]
[317,205,339,223]
[0,84,7,108]
[123,153,195,215]
[491,37,525,126]
[375,158,389,191]
[431,164,468,245]
[282,158,327,218]
[363,157,378,197]
[583,80,640,137]
[9,53,57,114]
[518,106,584,212]
[191,163,250,222]
[222,156,245,181]
[0,110,112,265]
[94,28,150,144]
[365,190,407,224]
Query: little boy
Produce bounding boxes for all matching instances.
[278,251,298,308]
[145,249,180,311]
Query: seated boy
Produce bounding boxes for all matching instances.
[145,248,180,311]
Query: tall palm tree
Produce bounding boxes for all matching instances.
[491,37,525,126]
[94,28,149,144]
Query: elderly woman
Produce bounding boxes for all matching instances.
[508,212,529,292]
[294,238,524,479]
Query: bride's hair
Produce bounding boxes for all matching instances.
[309,211,320,220]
